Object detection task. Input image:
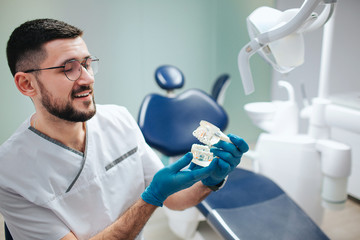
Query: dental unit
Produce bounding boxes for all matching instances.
[238,0,353,224]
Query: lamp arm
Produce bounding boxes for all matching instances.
[238,0,329,95]
[257,0,322,44]
[301,3,336,33]
[238,38,262,95]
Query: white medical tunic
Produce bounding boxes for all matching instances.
[0,104,164,240]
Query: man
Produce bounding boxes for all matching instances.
[0,19,248,240]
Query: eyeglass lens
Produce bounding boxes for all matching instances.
[64,57,99,81]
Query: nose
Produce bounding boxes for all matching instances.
[76,65,95,85]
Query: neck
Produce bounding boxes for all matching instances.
[31,113,87,153]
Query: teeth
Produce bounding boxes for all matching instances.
[75,93,90,98]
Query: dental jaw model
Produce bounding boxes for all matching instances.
[191,120,230,167]
[191,144,213,167]
[193,120,231,145]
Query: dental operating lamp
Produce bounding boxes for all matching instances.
[238,0,336,95]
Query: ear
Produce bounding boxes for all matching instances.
[14,72,37,97]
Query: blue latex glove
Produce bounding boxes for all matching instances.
[141,152,215,207]
[197,134,249,187]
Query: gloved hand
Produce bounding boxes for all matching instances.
[199,134,249,187]
[141,152,215,207]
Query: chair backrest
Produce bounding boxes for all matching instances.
[211,74,230,106]
[138,65,228,156]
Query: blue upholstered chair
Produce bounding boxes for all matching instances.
[138,65,329,240]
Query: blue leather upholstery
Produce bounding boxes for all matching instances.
[138,89,228,156]
[211,74,230,104]
[197,168,329,240]
[138,66,228,156]
[155,65,184,90]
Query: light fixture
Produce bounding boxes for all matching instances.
[238,0,336,95]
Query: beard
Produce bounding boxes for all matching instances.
[37,79,96,122]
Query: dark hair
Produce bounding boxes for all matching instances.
[6,18,83,76]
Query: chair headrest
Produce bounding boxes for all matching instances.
[155,65,185,90]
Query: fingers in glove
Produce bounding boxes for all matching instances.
[217,158,232,174]
[168,152,193,172]
[188,162,198,170]
[229,134,249,153]
[188,156,219,171]
[213,134,248,158]
[211,148,240,168]
[187,162,216,182]
[211,157,231,172]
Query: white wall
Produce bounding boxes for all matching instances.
[0,0,274,145]
[324,0,360,96]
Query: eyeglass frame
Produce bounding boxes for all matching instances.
[23,56,99,81]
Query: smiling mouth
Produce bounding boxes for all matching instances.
[74,91,92,98]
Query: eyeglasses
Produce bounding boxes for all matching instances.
[24,56,99,81]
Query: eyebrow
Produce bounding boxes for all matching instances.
[60,55,92,65]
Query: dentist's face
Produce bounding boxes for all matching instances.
[34,37,96,122]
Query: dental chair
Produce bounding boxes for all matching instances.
[138,65,329,239]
